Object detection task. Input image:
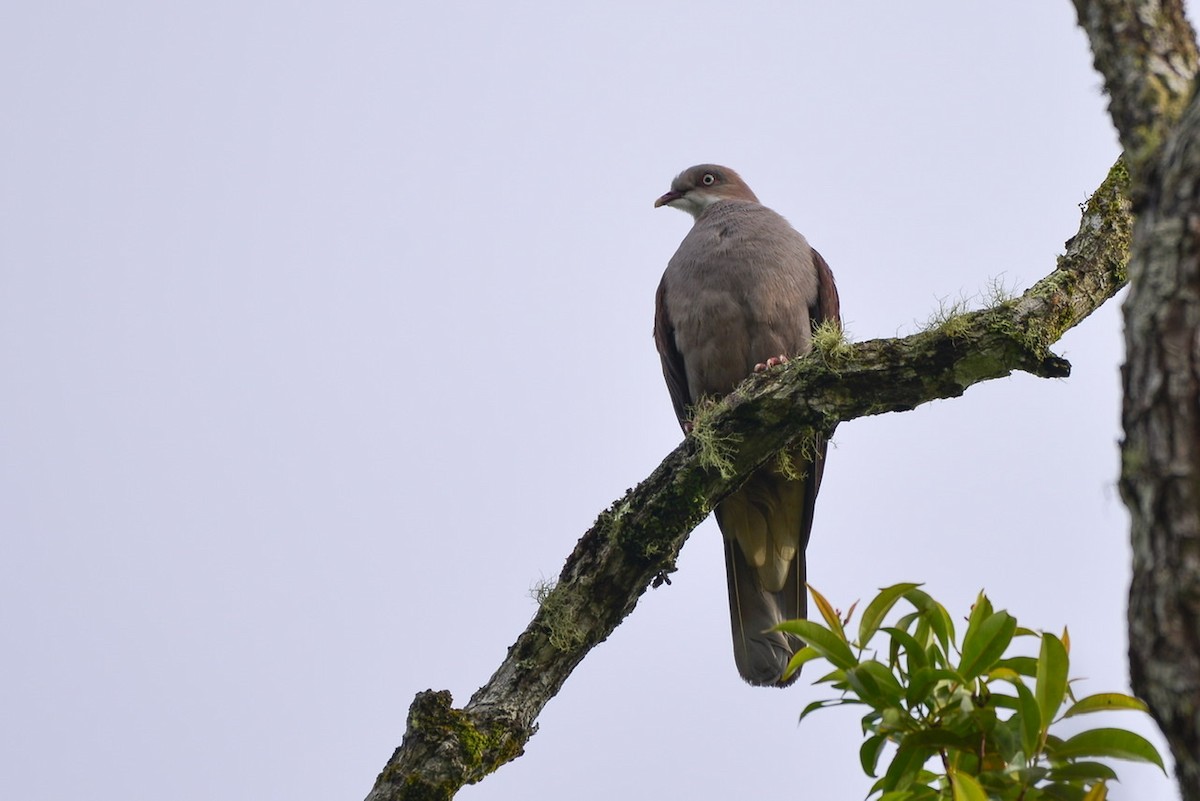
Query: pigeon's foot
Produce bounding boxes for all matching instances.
[753,354,789,372]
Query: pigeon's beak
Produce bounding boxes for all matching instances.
[654,190,682,208]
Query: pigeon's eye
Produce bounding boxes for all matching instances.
[702,173,716,186]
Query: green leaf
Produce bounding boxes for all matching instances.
[905,588,956,652]
[879,783,941,801]
[814,666,847,686]
[1051,728,1166,771]
[959,610,1017,679]
[1013,677,1042,759]
[905,667,964,707]
[995,655,1038,677]
[808,584,847,641]
[1081,782,1108,801]
[1063,693,1148,717]
[964,591,994,640]
[852,660,907,706]
[988,712,1024,765]
[876,740,934,793]
[900,728,981,753]
[1036,633,1069,728]
[989,693,1021,712]
[1005,765,1051,787]
[924,642,950,670]
[859,583,922,644]
[949,769,989,801]
[798,697,855,724]
[967,703,999,741]
[1046,761,1118,782]
[1040,782,1088,801]
[882,626,929,675]
[875,706,919,735]
[782,644,824,682]
[844,664,887,708]
[987,666,1021,683]
[860,733,888,776]
[774,619,858,670]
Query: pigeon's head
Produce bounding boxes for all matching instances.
[654,164,760,218]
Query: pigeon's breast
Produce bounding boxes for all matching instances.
[664,203,819,401]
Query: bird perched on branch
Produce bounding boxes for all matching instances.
[653,164,841,686]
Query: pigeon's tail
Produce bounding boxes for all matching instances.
[716,442,826,687]
[721,526,807,687]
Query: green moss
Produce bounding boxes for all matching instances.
[985,315,1036,356]
[382,690,524,800]
[602,494,634,534]
[1092,160,1130,214]
[773,430,824,481]
[530,578,555,605]
[924,295,972,340]
[773,448,805,481]
[480,721,525,769]
[982,275,1017,306]
[398,775,453,801]
[610,460,712,562]
[687,397,742,479]
[812,319,854,369]
[406,694,487,764]
[1082,160,1133,279]
[953,350,1009,386]
[531,580,586,651]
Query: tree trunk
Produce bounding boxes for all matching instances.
[1121,95,1200,800]
[1072,0,1200,796]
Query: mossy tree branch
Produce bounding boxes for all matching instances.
[365,161,1133,800]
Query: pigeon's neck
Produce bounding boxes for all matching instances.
[672,188,755,219]
[692,198,759,224]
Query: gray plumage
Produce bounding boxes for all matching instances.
[653,164,840,687]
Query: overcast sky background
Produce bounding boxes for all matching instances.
[1,2,1184,800]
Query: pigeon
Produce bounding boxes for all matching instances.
[653,164,840,686]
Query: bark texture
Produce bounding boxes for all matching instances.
[1123,102,1200,800]
[1073,1,1200,797]
[364,164,1133,801]
[1073,0,1197,175]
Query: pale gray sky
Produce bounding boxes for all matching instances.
[0,2,1180,800]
